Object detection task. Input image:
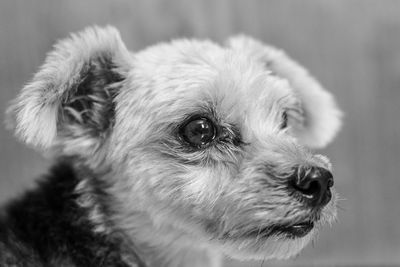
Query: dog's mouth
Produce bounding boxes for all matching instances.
[244,221,314,239]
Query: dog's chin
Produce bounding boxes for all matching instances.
[217,204,337,261]
[221,193,339,260]
[219,223,316,261]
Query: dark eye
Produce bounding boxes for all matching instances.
[280,111,288,129]
[180,117,216,147]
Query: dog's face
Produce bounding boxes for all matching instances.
[8,27,341,260]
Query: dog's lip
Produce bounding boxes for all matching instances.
[274,221,314,238]
[244,221,314,239]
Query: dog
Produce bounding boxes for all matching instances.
[0,26,342,267]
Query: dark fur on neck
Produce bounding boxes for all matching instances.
[0,159,146,267]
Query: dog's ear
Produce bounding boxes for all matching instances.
[227,35,342,148]
[7,26,132,155]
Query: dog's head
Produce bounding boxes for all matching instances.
[7,26,342,260]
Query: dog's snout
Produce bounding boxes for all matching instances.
[289,167,334,208]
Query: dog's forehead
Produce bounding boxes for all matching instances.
[118,39,296,134]
[140,40,292,96]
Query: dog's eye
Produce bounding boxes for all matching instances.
[280,111,288,129]
[180,117,216,147]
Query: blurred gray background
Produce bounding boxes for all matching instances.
[1,1,400,266]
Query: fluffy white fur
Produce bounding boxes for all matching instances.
[7,26,132,150]
[8,26,342,267]
[227,35,342,148]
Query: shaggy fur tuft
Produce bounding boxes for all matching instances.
[6,26,132,151]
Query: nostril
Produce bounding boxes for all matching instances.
[327,177,334,188]
[289,167,334,208]
[293,180,321,198]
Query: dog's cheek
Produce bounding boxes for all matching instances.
[141,158,234,225]
[218,157,303,225]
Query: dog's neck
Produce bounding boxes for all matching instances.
[111,208,222,267]
[99,179,221,266]
[1,159,222,267]
[78,159,223,267]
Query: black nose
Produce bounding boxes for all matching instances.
[289,167,334,208]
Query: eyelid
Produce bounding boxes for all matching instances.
[177,112,244,149]
[218,123,244,146]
